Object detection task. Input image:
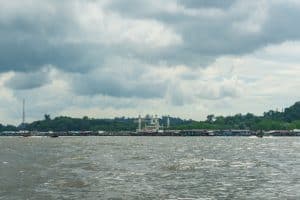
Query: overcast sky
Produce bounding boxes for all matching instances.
[1,0,300,125]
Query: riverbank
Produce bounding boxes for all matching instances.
[1,129,300,137]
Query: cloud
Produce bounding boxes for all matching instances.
[1,0,300,74]
[1,0,300,124]
[72,71,168,99]
[4,67,52,90]
[0,0,181,73]
[178,0,237,9]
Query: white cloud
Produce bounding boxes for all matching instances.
[1,0,300,124]
[231,1,269,34]
[75,2,182,48]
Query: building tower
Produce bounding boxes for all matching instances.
[167,115,170,129]
[154,115,160,131]
[22,99,25,125]
[138,115,142,132]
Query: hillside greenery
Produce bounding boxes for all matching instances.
[1,102,300,132]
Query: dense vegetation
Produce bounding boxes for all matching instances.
[175,102,300,131]
[1,102,300,132]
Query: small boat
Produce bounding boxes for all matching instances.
[256,130,264,138]
[49,133,59,138]
[50,135,59,138]
[22,134,31,138]
[21,131,31,137]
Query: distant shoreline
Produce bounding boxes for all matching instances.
[1,130,300,137]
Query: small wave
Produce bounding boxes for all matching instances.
[82,163,99,171]
[103,176,125,181]
[129,172,146,176]
[248,136,257,139]
[163,163,196,171]
[95,142,120,146]
[230,161,255,168]
[31,136,45,138]
[55,179,89,189]
[71,156,85,160]
[263,136,276,139]
[202,158,222,162]
[130,155,151,160]
[163,158,207,171]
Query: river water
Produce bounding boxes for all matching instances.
[0,137,299,200]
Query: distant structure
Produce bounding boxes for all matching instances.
[135,115,170,133]
[19,98,27,130]
[135,115,143,132]
[167,115,170,129]
[22,99,25,125]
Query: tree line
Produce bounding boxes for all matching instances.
[1,101,300,132]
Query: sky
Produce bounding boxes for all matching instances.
[1,0,300,125]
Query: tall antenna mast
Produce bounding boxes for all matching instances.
[22,99,25,125]
[138,115,142,132]
[167,115,170,129]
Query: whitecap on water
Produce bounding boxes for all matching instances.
[71,156,85,160]
[230,161,255,168]
[202,158,222,162]
[30,136,45,138]
[264,136,276,139]
[163,158,209,171]
[54,179,89,188]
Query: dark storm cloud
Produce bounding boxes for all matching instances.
[4,69,51,90]
[2,0,300,72]
[0,2,106,73]
[1,0,300,99]
[177,0,237,9]
[72,73,167,99]
[0,38,99,73]
[262,3,300,42]
[105,0,300,66]
[106,0,236,18]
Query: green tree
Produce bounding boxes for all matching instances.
[206,114,215,123]
[44,114,51,121]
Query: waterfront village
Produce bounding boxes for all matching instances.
[1,114,300,137]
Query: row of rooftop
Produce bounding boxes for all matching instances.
[1,129,300,136]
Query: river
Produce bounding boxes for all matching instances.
[1,136,299,199]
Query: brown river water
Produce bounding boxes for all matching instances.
[0,136,299,199]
